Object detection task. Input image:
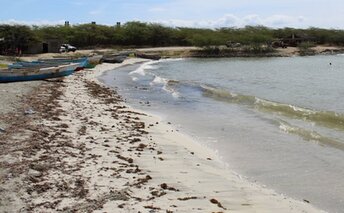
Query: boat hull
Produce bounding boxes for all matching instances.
[87,55,103,67]
[102,55,126,63]
[0,64,78,83]
[9,58,89,70]
[38,58,89,71]
[134,52,161,60]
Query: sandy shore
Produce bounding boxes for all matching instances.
[0,57,325,212]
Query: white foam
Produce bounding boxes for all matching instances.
[279,122,290,132]
[160,58,185,62]
[145,64,159,70]
[129,65,146,76]
[162,84,180,98]
[171,91,180,98]
[129,58,184,76]
[150,75,168,86]
[129,60,160,76]
[289,104,313,114]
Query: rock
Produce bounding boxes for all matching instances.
[303,199,310,203]
[28,169,42,178]
[30,163,49,172]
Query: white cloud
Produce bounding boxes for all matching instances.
[156,14,306,28]
[0,14,306,29]
[265,15,305,27]
[242,15,262,26]
[0,19,65,26]
[215,15,241,27]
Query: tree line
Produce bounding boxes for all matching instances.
[1,21,344,54]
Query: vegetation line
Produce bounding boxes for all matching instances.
[1,22,344,55]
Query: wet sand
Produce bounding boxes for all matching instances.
[0,57,324,212]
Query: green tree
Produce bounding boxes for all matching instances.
[0,24,38,53]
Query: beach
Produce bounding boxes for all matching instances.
[0,56,325,212]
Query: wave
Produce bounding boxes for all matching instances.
[129,61,160,76]
[160,58,185,62]
[202,85,256,105]
[129,59,183,99]
[163,79,183,98]
[150,75,168,86]
[131,76,138,81]
[163,86,180,98]
[201,86,344,131]
[279,121,344,151]
[129,59,344,131]
[129,58,184,76]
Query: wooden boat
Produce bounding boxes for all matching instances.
[8,61,69,69]
[134,52,161,60]
[38,57,86,63]
[102,55,127,63]
[118,51,134,56]
[86,55,103,68]
[9,58,88,70]
[37,57,89,71]
[0,63,79,83]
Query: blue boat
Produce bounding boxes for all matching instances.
[8,61,68,69]
[38,58,89,71]
[0,63,79,83]
[9,58,89,70]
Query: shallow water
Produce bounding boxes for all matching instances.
[100,55,344,212]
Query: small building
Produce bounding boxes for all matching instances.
[27,39,63,54]
[280,34,315,47]
[272,34,315,48]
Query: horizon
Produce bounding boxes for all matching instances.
[0,0,344,29]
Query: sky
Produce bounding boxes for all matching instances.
[0,0,344,29]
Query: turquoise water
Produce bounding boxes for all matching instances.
[100,55,344,212]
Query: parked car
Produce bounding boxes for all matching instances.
[59,44,77,53]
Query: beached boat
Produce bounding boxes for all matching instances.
[0,63,79,83]
[9,58,89,71]
[134,52,161,60]
[86,55,103,68]
[8,61,69,69]
[102,55,127,63]
[38,57,89,71]
[118,51,134,56]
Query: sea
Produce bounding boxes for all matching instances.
[99,55,344,213]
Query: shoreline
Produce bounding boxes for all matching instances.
[1,45,344,64]
[0,58,324,212]
[134,45,344,58]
